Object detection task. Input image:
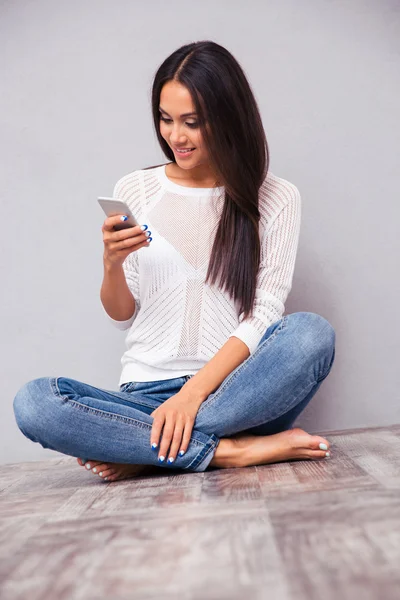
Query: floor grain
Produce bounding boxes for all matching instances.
[1,425,399,599]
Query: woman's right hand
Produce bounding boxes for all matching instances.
[102,215,151,269]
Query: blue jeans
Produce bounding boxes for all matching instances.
[13,312,335,472]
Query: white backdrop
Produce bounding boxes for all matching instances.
[1,0,399,463]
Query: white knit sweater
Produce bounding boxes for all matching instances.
[103,163,301,386]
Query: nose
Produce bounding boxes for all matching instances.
[169,123,189,146]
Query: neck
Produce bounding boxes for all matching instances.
[168,162,220,187]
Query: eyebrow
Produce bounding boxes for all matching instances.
[159,107,197,118]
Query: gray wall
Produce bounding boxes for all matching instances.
[1,0,399,464]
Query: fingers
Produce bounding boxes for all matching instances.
[150,418,193,464]
[165,418,186,464]
[151,413,185,464]
[150,404,196,465]
[109,234,150,254]
[102,215,145,241]
[102,215,142,233]
[150,414,165,455]
[103,218,151,263]
[156,417,180,463]
[179,420,194,457]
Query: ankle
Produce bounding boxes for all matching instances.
[210,438,246,469]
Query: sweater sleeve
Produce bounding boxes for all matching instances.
[228,185,301,354]
[102,172,142,331]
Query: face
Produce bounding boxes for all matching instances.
[159,80,210,169]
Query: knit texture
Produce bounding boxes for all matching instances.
[103,163,301,386]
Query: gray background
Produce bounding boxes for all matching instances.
[1,0,399,464]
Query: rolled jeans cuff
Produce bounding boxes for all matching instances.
[185,433,220,472]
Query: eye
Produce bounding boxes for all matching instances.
[159,116,198,129]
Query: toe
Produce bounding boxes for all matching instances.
[105,472,121,482]
[306,448,330,460]
[101,470,119,481]
[91,463,109,475]
[315,437,330,451]
[304,432,330,452]
[99,468,116,480]
[84,460,103,471]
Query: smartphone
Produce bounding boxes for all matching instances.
[98,197,140,231]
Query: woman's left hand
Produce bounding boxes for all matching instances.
[150,389,203,464]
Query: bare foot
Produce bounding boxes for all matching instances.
[210,427,331,468]
[76,457,162,482]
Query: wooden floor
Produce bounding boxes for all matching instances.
[1,424,400,600]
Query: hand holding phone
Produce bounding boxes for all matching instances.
[98,197,152,268]
[98,197,139,230]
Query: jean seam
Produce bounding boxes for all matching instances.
[194,436,220,472]
[191,444,215,471]
[124,397,162,411]
[120,382,137,393]
[52,377,147,405]
[185,434,219,471]
[50,377,204,448]
[317,346,336,382]
[255,339,335,418]
[53,378,159,412]
[197,316,288,415]
[232,343,334,427]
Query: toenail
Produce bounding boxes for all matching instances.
[325,452,331,458]
[86,464,91,469]
[99,472,103,476]
[104,477,108,481]
[93,468,97,473]
[81,459,87,465]
[319,443,328,450]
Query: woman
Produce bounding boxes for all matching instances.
[13,40,336,482]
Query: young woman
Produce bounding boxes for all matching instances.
[13,41,336,482]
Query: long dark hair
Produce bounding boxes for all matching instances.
[143,40,269,320]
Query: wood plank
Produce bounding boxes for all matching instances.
[1,425,400,599]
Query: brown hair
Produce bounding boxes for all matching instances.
[143,40,269,320]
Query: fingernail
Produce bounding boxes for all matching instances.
[325,452,331,458]
[158,455,165,463]
[319,443,328,450]
[179,450,185,457]
[140,224,148,231]
[167,457,175,464]
[120,215,128,221]
[151,443,158,450]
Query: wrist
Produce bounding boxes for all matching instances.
[180,381,208,405]
[103,259,122,274]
